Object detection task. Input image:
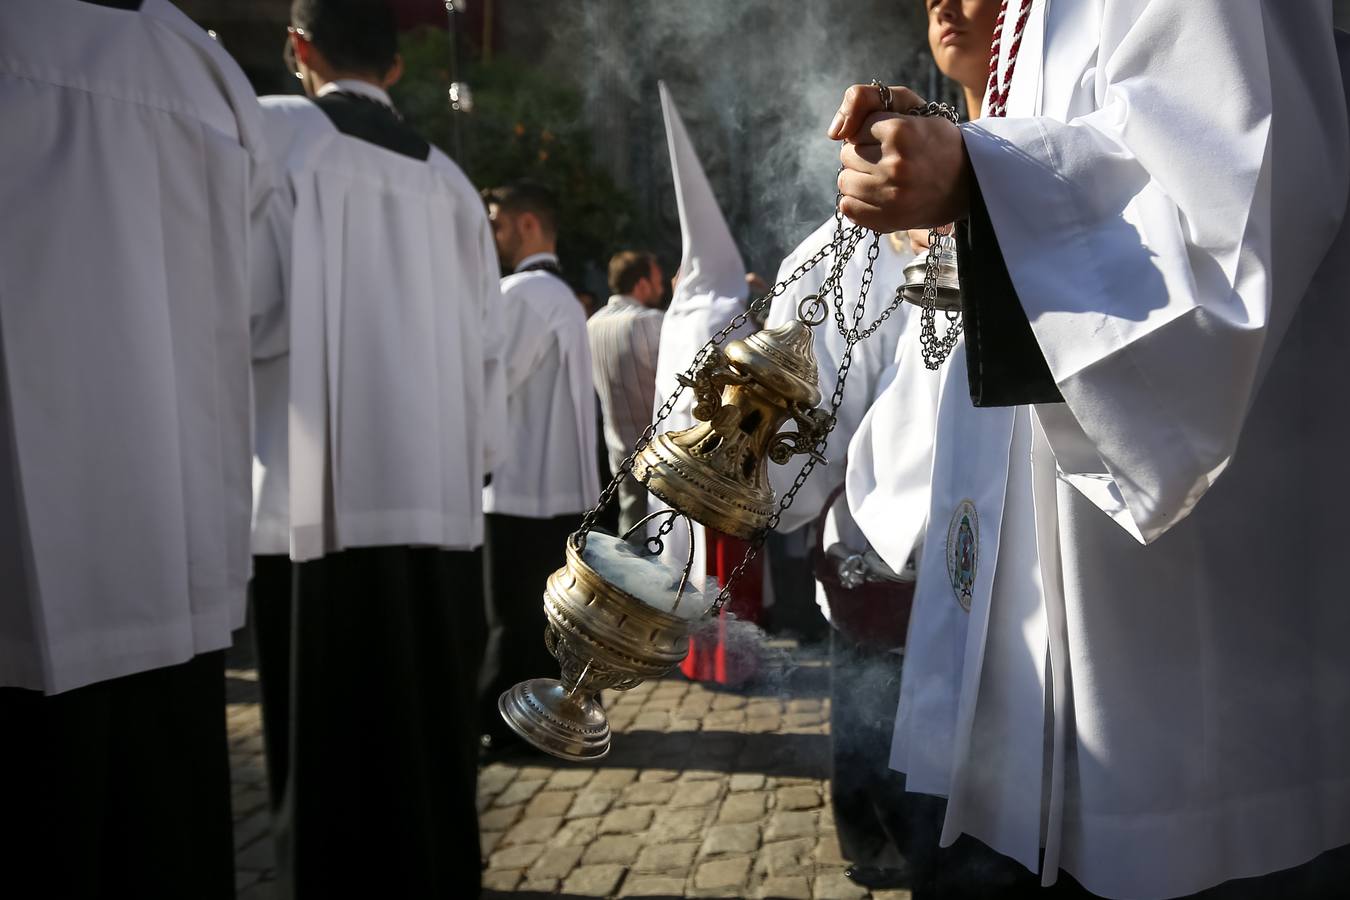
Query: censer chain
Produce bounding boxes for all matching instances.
[574,220,861,545]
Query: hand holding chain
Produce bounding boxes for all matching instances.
[906,100,964,370]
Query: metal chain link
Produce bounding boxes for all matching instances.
[907,101,964,371]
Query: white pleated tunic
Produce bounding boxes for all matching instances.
[0,0,274,693]
[251,83,507,560]
[849,2,1350,897]
[482,253,598,519]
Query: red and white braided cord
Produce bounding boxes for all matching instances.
[984,0,1033,118]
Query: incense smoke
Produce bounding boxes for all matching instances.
[531,0,939,274]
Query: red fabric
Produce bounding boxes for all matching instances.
[679,530,764,686]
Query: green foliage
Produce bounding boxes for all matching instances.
[391,26,641,283]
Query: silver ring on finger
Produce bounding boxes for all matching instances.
[870,79,892,112]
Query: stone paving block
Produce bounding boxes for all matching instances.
[776,785,822,811]
[475,792,493,814]
[621,780,678,806]
[871,890,915,900]
[634,711,673,730]
[515,765,554,781]
[624,875,690,896]
[642,696,679,711]
[638,768,680,783]
[566,789,617,818]
[765,810,820,842]
[698,822,761,856]
[232,788,269,819]
[758,875,813,899]
[488,842,548,870]
[679,768,724,782]
[477,764,515,794]
[561,863,627,896]
[581,834,643,866]
[235,837,275,871]
[606,712,637,731]
[479,830,504,857]
[493,778,545,808]
[784,712,826,728]
[524,789,574,818]
[746,700,782,717]
[717,790,769,823]
[814,829,847,866]
[591,768,639,790]
[704,709,747,729]
[710,694,747,711]
[650,806,714,841]
[545,768,595,790]
[553,815,602,846]
[479,805,521,832]
[668,778,723,809]
[482,869,521,892]
[500,815,562,847]
[527,845,583,879]
[693,857,752,891]
[234,810,270,849]
[599,805,655,834]
[745,714,784,733]
[519,877,561,893]
[667,715,701,732]
[729,773,767,792]
[787,698,823,713]
[813,871,870,899]
[755,837,816,877]
[632,840,700,874]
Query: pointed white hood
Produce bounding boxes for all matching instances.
[653,80,749,431]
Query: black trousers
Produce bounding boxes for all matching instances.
[0,651,234,900]
[478,511,581,743]
[251,547,485,900]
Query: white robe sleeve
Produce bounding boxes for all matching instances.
[964,0,1348,543]
[479,224,508,475]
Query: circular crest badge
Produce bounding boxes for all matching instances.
[946,499,978,612]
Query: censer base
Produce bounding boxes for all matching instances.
[499,678,611,762]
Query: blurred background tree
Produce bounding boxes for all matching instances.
[392,26,642,288]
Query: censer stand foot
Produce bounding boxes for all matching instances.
[498,678,611,762]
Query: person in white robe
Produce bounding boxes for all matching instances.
[831,1,1350,896]
[651,80,774,685]
[248,2,506,895]
[478,179,599,753]
[0,1,275,896]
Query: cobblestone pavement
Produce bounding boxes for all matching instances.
[227,640,912,899]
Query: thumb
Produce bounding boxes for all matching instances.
[828,83,927,140]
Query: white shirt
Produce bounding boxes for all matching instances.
[588,294,663,467]
[0,0,274,693]
[483,253,599,518]
[851,3,1350,897]
[251,82,507,560]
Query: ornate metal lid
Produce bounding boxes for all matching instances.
[722,320,822,406]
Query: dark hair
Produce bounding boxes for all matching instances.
[291,0,398,78]
[608,250,658,296]
[482,180,559,238]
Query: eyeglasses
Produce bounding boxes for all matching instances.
[282,25,309,79]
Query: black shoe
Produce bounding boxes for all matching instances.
[844,864,913,890]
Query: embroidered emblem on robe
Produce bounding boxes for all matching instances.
[946,499,978,611]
